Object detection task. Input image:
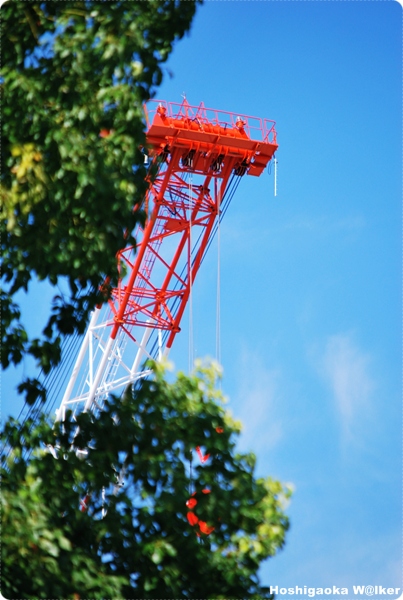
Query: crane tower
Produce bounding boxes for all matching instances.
[55,99,278,423]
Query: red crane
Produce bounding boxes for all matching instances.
[55,99,278,422]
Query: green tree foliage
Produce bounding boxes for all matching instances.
[1,361,291,599]
[1,0,199,400]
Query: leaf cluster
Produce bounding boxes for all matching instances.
[1,361,291,598]
[1,0,199,400]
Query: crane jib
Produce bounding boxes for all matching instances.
[55,99,278,423]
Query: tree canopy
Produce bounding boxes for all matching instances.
[1,0,200,401]
[1,4,293,597]
[2,361,291,599]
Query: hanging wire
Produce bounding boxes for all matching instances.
[131,172,240,396]
[215,177,221,367]
[156,172,241,347]
[274,155,278,197]
[16,317,81,423]
[24,170,239,420]
[5,167,244,464]
[3,283,97,460]
[11,155,163,439]
[188,173,194,374]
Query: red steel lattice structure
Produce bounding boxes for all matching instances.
[55,99,278,422]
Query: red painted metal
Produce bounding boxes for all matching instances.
[107,99,278,349]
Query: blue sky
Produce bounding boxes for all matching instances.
[155,1,402,593]
[3,0,402,596]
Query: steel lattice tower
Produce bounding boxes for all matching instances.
[55,99,278,423]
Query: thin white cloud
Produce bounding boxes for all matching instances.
[263,528,402,589]
[232,347,283,455]
[321,332,374,440]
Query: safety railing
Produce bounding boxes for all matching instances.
[144,99,277,145]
